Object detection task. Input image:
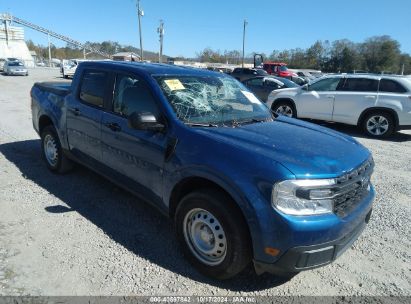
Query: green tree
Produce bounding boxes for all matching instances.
[360,36,401,73]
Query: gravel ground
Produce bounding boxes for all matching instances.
[0,68,410,296]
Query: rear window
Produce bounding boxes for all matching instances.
[340,78,378,92]
[79,70,108,107]
[8,62,24,66]
[379,79,407,93]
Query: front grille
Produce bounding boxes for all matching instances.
[333,158,374,217]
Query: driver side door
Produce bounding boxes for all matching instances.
[297,77,343,121]
[101,72,168,205]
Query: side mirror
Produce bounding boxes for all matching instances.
[128,112,165,132]
[301,84,309,91]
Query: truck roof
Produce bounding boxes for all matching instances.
[79,60,219,77]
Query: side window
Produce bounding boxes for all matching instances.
[112,74,159,118]
[309,77,341,91]
[79,70,107,107]
[340,78,378,92]
[247,78,264,86]
[379,79,407,93]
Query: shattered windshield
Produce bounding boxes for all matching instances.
[155,75,272,126]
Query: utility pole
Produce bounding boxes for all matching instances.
[157,20,164,63]
[48,33,52,67]
[401,63,405,75]
[137,0,144,61]
[242,19,248,68]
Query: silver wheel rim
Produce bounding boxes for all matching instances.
[183,208,227,266]
[44,134,58,166]
[275,105,293,117]
[366,115,389,136]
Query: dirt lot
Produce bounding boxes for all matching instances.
[0,68,410,296]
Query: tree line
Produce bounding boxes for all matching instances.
[26,40,167,62]
[196,35,411,74]
[27,35,411,74]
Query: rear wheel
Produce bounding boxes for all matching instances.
[272,101,296,118]
[175,189,251,280]
[362,111,394,138]
[41,125,73,173]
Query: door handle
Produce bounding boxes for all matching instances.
[105,122,121,132]
[69,107,80,116]
[326,95,335,99]
[365,95,376,99]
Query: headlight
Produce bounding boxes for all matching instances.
[272,179,336,216]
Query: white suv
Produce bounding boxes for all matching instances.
[267,74,411,137]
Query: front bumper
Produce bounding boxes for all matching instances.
[7,70,28,75]
[254,209,372,275]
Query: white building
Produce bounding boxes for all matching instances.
[0,21,34,67]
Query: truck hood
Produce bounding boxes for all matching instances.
[196,116,370,178]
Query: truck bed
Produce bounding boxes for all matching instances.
[33,82,71,96]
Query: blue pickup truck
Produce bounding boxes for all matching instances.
[31,61,375,280]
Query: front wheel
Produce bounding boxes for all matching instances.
[175,189,251,280]
[272,101,296,118]
[362,112,394,138]
[41,125,73,173]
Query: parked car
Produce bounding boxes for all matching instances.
[290,75,309,86]
[61,59,85,78]
[230,67,268,82]
[242,76,299,101]
[263,62,294,78]
[3,60,28,76]
[267,74,411,138]
[0,58,6,71]
[31,61,375,279]
[289,69,317,83]
[6,57,21,62]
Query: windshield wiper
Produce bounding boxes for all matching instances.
[185,122,219,127]
[229,118,270,127]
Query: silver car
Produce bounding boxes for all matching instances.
[267,74,411,138]
[4,61,28,76]
[0,58,6,72]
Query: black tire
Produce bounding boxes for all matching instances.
[361,111,394,138]
[271,100,296,118]
[175,188,252,280]
[40,125,73,173]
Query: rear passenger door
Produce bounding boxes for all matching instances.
[66,69,109,163]
[101,72,168,204]
[332,78,379,125]
[377,79,411,125]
